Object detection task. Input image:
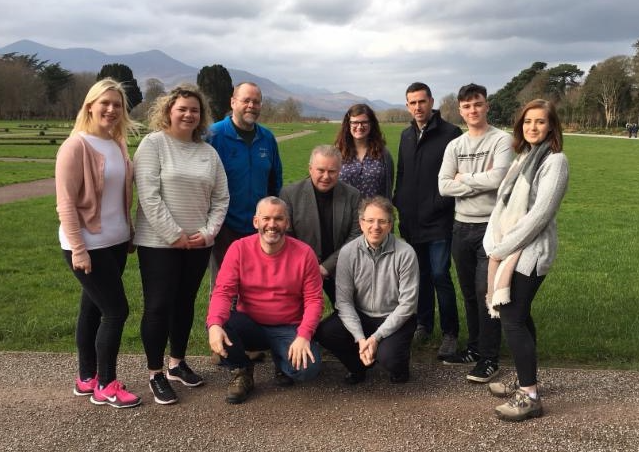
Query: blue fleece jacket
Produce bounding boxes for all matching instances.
[207,116,283,234]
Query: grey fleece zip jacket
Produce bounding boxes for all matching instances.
[335,234,419,342]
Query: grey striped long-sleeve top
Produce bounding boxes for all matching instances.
[133,131,229,248]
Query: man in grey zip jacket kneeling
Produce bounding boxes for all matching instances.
[315,196,419,384]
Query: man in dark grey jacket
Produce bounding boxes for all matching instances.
[393,82,462,360]
[280,145,361,307]
[316,196,418,384]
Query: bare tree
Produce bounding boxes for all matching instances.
[582,56,632,128]
[439,93,462,125]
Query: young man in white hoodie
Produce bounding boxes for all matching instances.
[438,83,513,383]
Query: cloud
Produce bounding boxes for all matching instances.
[0,0,637,105]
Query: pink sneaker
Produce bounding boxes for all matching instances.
[73,376,97,396]
[90,380,141,408]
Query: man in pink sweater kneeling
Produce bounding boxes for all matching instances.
[207,196,325,404]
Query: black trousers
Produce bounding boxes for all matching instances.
[64,242,129,387]
[499,270,545,387]
[316,311,417,377]
[138,246,212,370]
[452,221,501,361]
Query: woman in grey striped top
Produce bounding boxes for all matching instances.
[133,85,229,405]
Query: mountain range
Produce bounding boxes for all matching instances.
[0,40,402,119]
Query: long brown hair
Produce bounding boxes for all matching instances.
[512,99,563,154]
[334,104,386,161]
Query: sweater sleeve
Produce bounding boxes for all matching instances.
[133,134,183,245]
[206,240,240,328]
[372,246,419,340]
[438,139,475,197]
[55,138,90,267]
[487,153,568,260]
[296,247,325,340]
[459,134,512,193]
[200,150,230,246]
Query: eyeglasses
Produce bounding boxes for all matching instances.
[234,97,262,106]
[349,120,370,128]
[361,218,391,226]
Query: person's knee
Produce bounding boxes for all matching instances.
[289,358,322,382]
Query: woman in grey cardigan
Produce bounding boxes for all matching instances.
[483,99,569,421]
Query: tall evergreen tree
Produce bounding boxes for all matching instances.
[96,63,143,111]
[197,64,233,121]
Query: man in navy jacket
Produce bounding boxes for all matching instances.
[393,82,462,360]
[206,82,283,267]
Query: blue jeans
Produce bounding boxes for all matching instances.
[221,311,321,382]
[412,239,459,337]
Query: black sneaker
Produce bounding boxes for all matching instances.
[149,372,178,405]
[467,359,500,383]
[442,349,480,365]
[344,371,366,385]
[389,372,409,384]
[167,361,204,387]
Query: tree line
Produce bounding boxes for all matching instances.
[0,57,304,123]
[1,38,638,128]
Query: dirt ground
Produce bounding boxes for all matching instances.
[1,351,638,452]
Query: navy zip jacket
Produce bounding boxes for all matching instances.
[207,116,283,234]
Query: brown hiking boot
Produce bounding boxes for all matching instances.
[495,389,543,421]
[226,366,254,404]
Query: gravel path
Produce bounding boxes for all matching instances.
[1,351,637,451]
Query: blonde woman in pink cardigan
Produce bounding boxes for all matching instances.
[55,78,140,409]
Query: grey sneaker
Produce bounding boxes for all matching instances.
[489,379,519,398]
[467,359,500,383]
[495,389,543,421]
[226,366,254,404]
[437,334,458,359]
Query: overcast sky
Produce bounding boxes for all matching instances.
[1,0,637,105]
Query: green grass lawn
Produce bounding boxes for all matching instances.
[1,127,638,370]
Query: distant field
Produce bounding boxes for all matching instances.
[0,129,638,370]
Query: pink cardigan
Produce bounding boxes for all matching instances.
[55,134,134,267]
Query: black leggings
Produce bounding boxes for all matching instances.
[64,242,130,387]
[499,270,545,387]
[138,246,212,370]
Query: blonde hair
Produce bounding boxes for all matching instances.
[72,78,138,142]
[147,84,212,142]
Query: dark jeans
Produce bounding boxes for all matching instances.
[316,311,417,377]
[499,270,545,387]
[138,246,212,370]
[63,242,129,387]
[412,239,459,337]
[452,221,501,361]
[220,311,321,381]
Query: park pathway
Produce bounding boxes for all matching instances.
[0,130,317,205]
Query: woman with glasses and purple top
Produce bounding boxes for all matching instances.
[334,104,394,199]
